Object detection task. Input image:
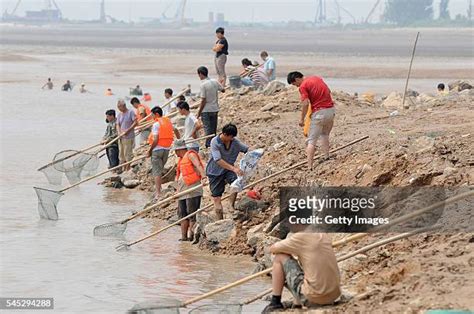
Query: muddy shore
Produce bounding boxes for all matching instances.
[105,80,474,311]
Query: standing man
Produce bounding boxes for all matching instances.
[174,139,207,241]
[177,101,202,153]
[212,27,229,86]
[130,97,152,144]
[42,78,53,90]
[148,106,175,200]
[263,225,341,312]
[206,124,248,220]
[102,109,120,170]
[287,71,335,170]
[196,66,224,148]
[163,88,177,116]
[261,51,276,81]
[116,99,137,172]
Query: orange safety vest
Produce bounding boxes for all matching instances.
[176,150,204,186]
[148,117,174,148]
[135,103,152,122]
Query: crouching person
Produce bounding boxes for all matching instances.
[174,139,207,242]
[263,225,341,312]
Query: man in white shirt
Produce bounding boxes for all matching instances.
[163,88,178,116]
[177,101,202,153]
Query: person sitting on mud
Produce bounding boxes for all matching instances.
[177,101,202,153]
[62,80,72,91]
[174,139,207,242]
[262,224,341,312]
[42,78,53,90]
[102,109,120,170]
[240,58,268,88]
[287,71,335,170]
[206,124,248,220]
[148,106,175,201]
[437,83,449,96]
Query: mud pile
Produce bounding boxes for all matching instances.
[102,81,473,311]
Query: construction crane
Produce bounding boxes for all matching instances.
[314,0,327,24]
[365,0,382,24]
[160,0,188,26]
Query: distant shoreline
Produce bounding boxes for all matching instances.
[1,24,473,58]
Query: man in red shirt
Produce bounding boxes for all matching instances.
[287,71,335,170]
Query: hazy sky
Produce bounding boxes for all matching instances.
[0,0,471,23]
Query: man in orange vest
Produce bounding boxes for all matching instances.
[131,97,152,144]
[148,106,176,200]
[173,139,207,241]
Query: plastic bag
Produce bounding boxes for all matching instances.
[230,149,264,193]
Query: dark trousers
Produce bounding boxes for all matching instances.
[106,145,120,168]
[201,112,218,148]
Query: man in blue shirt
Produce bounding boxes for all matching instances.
[206,123,249,220]
[261,51,276,81]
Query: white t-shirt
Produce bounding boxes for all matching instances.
[151,121,171,151]
[162,98,177,116]
[184,114,199,148]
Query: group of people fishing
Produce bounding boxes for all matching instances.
[55,26,341,312]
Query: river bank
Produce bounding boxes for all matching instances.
[110,80,474,311]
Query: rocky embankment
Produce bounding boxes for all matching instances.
[101,80,474,311]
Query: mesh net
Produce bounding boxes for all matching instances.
[39,164,63,186]
[34,187,63,220]
[127,299,181,314]
[188,304,243,314]
[40,150,101,185]
[93,221,127,237]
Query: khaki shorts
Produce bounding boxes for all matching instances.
[119,138,135,163]
[307,107,335,146]
[214,54,227,79]
[151,149,170,177]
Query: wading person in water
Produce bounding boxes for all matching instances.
[287,71,335,170]
[263,223,341,312]
[173,139,207,242]
[42,78,53,90]
[206,124,249,220]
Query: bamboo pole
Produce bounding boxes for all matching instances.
[402,32,420,109]
[120,136,369,249]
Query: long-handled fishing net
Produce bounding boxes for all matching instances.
[93,134,214,237]
[115,136,370,251]
[34,156,147,220]
[50,149,101,185]
[93,184,203,237]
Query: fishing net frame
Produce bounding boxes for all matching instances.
[34,187,64,220]
[40,149,100,185]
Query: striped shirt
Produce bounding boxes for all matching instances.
[245,66,269,88]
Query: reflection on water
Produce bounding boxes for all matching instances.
[0,81,268,313]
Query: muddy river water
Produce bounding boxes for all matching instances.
[0,75,269,312]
